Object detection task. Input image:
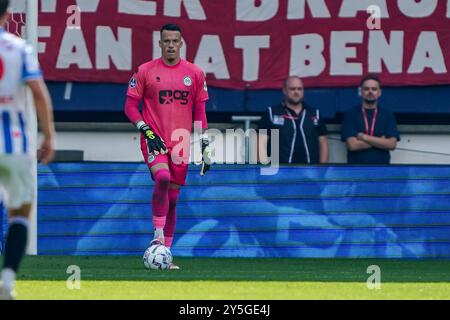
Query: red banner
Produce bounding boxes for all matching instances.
[37,0,450,89]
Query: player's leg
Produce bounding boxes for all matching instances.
[164,183,180,249]
[149,163,171,245]
[141,135,172,245]
[0,156,34,300]
[1,204,31,300]
[164,162,188,270]
[164,183,181,270]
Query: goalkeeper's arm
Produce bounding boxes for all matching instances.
[200,133,211,176]
[125,95,167,155]
[193,101,211,175]
[136,121,167,155]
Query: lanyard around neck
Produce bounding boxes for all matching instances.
[362,107,378,136]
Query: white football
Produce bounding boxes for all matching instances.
[143,244,173,270]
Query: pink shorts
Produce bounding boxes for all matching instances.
[140,136,189,186]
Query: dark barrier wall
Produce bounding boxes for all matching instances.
[0,205,6,254]
[48,82,450,120]
[38,163,450,258]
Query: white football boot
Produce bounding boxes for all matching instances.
[168,262,180,270]
[0,284,16,300]
[150,228,165,246]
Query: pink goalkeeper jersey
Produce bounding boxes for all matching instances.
[126,58,208,149]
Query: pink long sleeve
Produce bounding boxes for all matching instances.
[193,101,208,130]
[124,95,142,124]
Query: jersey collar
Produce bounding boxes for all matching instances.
[282,101,306,116]
[159,57,182,68]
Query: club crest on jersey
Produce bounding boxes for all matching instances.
[183,76,192,87]
[129,78,136,88]
[148,154,156,164]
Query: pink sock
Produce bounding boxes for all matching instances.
[152,169,170,229]
[164,188,180,248]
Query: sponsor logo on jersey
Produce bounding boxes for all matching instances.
[203,80,208,92]
[183,76,192,87]
[159,90,189,105]
[0,96,14,104]
[129,78,136,88]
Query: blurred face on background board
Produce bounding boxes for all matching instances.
[159,30,183,65]
[360,79,382,106]
[283,77,304,106]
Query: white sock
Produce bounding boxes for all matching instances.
[154,228,164,242]
[8,216,29,227]
[1,268,16,290]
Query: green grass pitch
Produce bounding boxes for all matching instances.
[7,256,450,300]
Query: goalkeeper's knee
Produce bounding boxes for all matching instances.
[154,169,170,188]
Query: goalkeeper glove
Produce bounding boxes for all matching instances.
[137,121,167,155]
[200,136,212,176]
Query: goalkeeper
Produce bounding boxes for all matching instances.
[124,23,210,270]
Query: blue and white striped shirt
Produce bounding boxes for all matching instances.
[0,28,42,155]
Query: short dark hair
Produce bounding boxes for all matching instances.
[360,74,381,87]
[0,0,10,17]
[160,23,182,36]
[283,76,303,88]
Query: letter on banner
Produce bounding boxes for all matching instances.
[397,0,438,18]
[235,36,270,81]
[330,31,364,75]
[408,32,447,74]
[164,0,206,20]
[96,27,132,70]
[369,31,404,73]
[339,0,389,18]
[57,29,93,69]
[236,0,279,21]
[118,0,156,15]
[290,34,326,77]
[75,0,100,12]
[287,0,331,19]
[194,35,230,79]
